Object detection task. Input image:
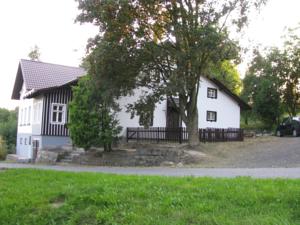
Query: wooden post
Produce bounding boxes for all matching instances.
[241,129,244,141]
[179,127,182,144]
[201,129,206,143]
[126,127,129,143]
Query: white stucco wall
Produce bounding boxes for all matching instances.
[16,84,45,159]
[116,77,241,136]
[153,99,167,127]
[197,76,240,128]
[116,88,167,136]
[32,96,44,135]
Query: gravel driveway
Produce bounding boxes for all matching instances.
[198,136,300,168]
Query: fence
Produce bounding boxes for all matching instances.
[126,127,188,144]
[199,128,243,142]
[127,127,243,143]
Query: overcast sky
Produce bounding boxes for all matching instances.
[0,0,299,110]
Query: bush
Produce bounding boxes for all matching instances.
[0,136,7,160]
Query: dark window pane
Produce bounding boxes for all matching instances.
[58,112,63,122]
[59,106,63,111]
[53,105,57,110]
[206,111,217,122]
[52,112,57,122]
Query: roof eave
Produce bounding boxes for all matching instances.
[24,79,79,99]
[208,77,251,111]
[11,63,24,100]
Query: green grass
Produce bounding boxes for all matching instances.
[0,169,300,225]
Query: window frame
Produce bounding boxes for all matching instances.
[20,108,23,126]
[27,106,31,125]
[139,111,154,127]
[206,111,217,122]
[24,108,27,126]
[50,103,66,125]
[33,102,42,124]
[207,87,218,99]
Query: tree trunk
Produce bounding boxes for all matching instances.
[186,107,199,147]
[104,143,112,152]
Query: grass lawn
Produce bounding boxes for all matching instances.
[0,169,300,225]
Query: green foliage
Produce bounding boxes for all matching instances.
[76,0,266,145]
[28,45,41,61]
[0,108,17,153]
[69,76,121,151]
[242,26,300,127]
[0,136,7,160]
[210,60,242,95]
[279,28,300,116]
[1,169,300,224]
[252,78,282,127]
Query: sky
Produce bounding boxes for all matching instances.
[0,0,300,110]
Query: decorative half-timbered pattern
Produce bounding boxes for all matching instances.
[41,87,72,136]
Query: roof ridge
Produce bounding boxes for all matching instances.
[20,59,83,70]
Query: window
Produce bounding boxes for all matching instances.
[51,103,66,124]
[20,138,23,145]
[139,111,154,127]
[206,111,217,122]
[33,102,42,124]
[24,108,27,126]
[24,138,27,145]
[207,88,217,99]
[20,109,23,126]
[28,106,31,125]
[29,136,31,145]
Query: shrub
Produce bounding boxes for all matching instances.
[0,136,7,160]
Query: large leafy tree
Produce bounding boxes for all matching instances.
[76,0,266,146]
[69,76,121,151]
[210,60,242,95]
[278,28,300,116]
[242,27,300,125]
[252,77,282,126]
[242,49,283,126]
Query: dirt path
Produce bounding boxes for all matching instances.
[197,136,300,168]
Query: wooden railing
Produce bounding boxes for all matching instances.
[199,128,243,143]
[127,127,188,144]
[126,127,243,143]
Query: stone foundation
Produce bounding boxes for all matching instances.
[61,144,207,167]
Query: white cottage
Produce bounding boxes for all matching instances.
[12,59,249,160]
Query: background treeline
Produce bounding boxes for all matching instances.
[0,108,17,159]
[241,27,300,130]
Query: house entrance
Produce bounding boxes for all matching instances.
[166,98,182,140]
[32,140,39,162]
[166,98,181,128]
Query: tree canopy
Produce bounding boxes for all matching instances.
[69,75,121,151]
[242,26,300,125]
[210,60,242,95]
[76,0,266,145]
